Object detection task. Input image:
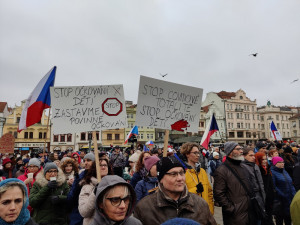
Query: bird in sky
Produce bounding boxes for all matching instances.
[249,53,258,57]
[160,73,168,77]
[291,79,299,84]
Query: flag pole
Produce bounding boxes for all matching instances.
[163,130,169,157]
[43,108,51,155]
[93,131,101,182]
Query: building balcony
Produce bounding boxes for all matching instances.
[235,109,244,112]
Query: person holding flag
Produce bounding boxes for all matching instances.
[124,126,138,144]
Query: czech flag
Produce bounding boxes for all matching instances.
[18,66,56,132]
[200,114,219,149]
[124,125,138,144]
[146,140,154,145]
[270,121,282,140]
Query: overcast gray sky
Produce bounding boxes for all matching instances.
[1,0,300,109]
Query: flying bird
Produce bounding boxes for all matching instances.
[160,73,168,77]
[249,53,258,57]
[291,79,299,84]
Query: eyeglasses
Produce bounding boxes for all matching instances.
[100,164,108,167]
[46,170,58,174]
[190,151,200,156]
[165,170,185,177]
[28,166,38,168]
[106,195,131,206]
[73,156,78,158]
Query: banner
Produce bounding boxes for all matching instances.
[50,85,127,134]
[135,76,203,133]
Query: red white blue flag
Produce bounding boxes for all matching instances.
[124,125,139,144]
[18,66,56,132]
[270,121,282,140]
[200,114,219,149]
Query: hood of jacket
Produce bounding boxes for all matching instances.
[0,178,30,225]
[35,168,66,187]
[92,175,136,225]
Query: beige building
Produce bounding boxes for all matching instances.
[0,102,10,138]
[289,113,300,143]
[257,104,299,141]
[3,100,50,155]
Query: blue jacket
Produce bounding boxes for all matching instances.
[135,177,158,202]
[67,170,87,225]
[271,166,296,215]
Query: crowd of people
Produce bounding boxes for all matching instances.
[0,141,299,225]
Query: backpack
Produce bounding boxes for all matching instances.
[207,160,216,176]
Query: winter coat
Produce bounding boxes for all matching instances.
[0,167,16,178]
[258,165,274,215]
[134,183,217,225]
[208,158,221,176]
[90,175,142,225]
[67,170,86,225]
[18,167,43,196]
[135,176,158,202]
[213,157,253,225]
[110,152,126,168]
[271,166,296,216]
[290,190,300,225]
[293,163,300,191]
[29,168,70,225]
[78,177,98,225]
[185,167,214,214]
[243,160,266,206]
[130,168,148,189]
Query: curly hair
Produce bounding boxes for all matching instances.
[135,151,151,173]
[60,158,79,174]
[180,142,200,156]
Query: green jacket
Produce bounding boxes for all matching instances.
[291,190,300,225]
[29,168,70,225]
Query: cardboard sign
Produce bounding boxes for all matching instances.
[136,76,203,133]
[50,85,127,134]
[0,133,15,154]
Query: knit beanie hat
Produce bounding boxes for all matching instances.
[2,158,12,166]
[43,162,58,175]
[161,218,201,225]
[272,156,284,166]
[23,158,30,165]
[224,142,238,155]
[128,152,141,163]
[144,156,160,172]
[28,158,41,168]
[84,153,95,162]
[213,152,219,158]
[157,156,184,181]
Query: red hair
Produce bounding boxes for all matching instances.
[255,152,267,174]
[72,152,81,164]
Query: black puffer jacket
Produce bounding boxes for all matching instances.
[213,157,253,225]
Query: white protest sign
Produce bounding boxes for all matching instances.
[50,85,127,134]
[135,76,203,133]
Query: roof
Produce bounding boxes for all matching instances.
[0,102,7,113]
[201,105,210,113]
[217,91,236,99]
[289,114,300,120]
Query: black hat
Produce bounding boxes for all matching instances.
[256,141,266,149]
[115,145,120,149]
[157,156,184,181]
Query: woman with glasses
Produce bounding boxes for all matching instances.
[271,156,296,225]
[29,162,70,225]
[90,175,142,225]
[78,159,113,225]
[0,178,38,225]
[180,142,214,214]
[72,152,82,167]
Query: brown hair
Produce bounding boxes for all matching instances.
[60,158,79,174]
[242,147,255,156]
[268,149,278,157]
[83,159,113,184]
[135,152,151,173]
[180,142,200,156]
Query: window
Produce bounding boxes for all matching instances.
[107,134,112,140]
[258,124,260,129]
[147,133,150,139]
[262,132,265,138]
[246,123,248,128]
[150,134,154,139]
[67,134,72,142]
[240,96,243,99]
[253,124,256,129]
[39,132,43,139]
[277,123,280,129]
[24,132,28,139]
[81,133,86,141]
[17,117,21,123]
[96,132,99,140]
[282,124,285,129]
[246,132,251,138]
[29,132,33,139]
[13,131,17,138]
[252,106,254,112]
[247,106,249,111]
[231,123,234,128]
[287,123,289,129]
[253,114,255,120]
[288,132,290,137]
[231,113,233,119]
[44,132,46,139]
[241,123,243,128]
[237,123,241,128]
[115,134,120,140]
[227,104,229,110]
[199,122,204,127]
[229,132,235,138]
[283,132,285,137]
[237,113,240,119]
[140,133,144,139]
[54,135,59,142]
[228,123,231,128]
[260,116,264,121]
[60,135,65,142]
[276,115,279,120]
[230,104,232,110]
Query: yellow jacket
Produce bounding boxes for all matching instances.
[185,167,214,214]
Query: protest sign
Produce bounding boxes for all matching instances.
[0,133,15,154]
[136,76,203,133]
[50,85,127,134]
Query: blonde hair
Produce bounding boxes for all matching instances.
[0,182,26,201]
[100,184,129,209]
